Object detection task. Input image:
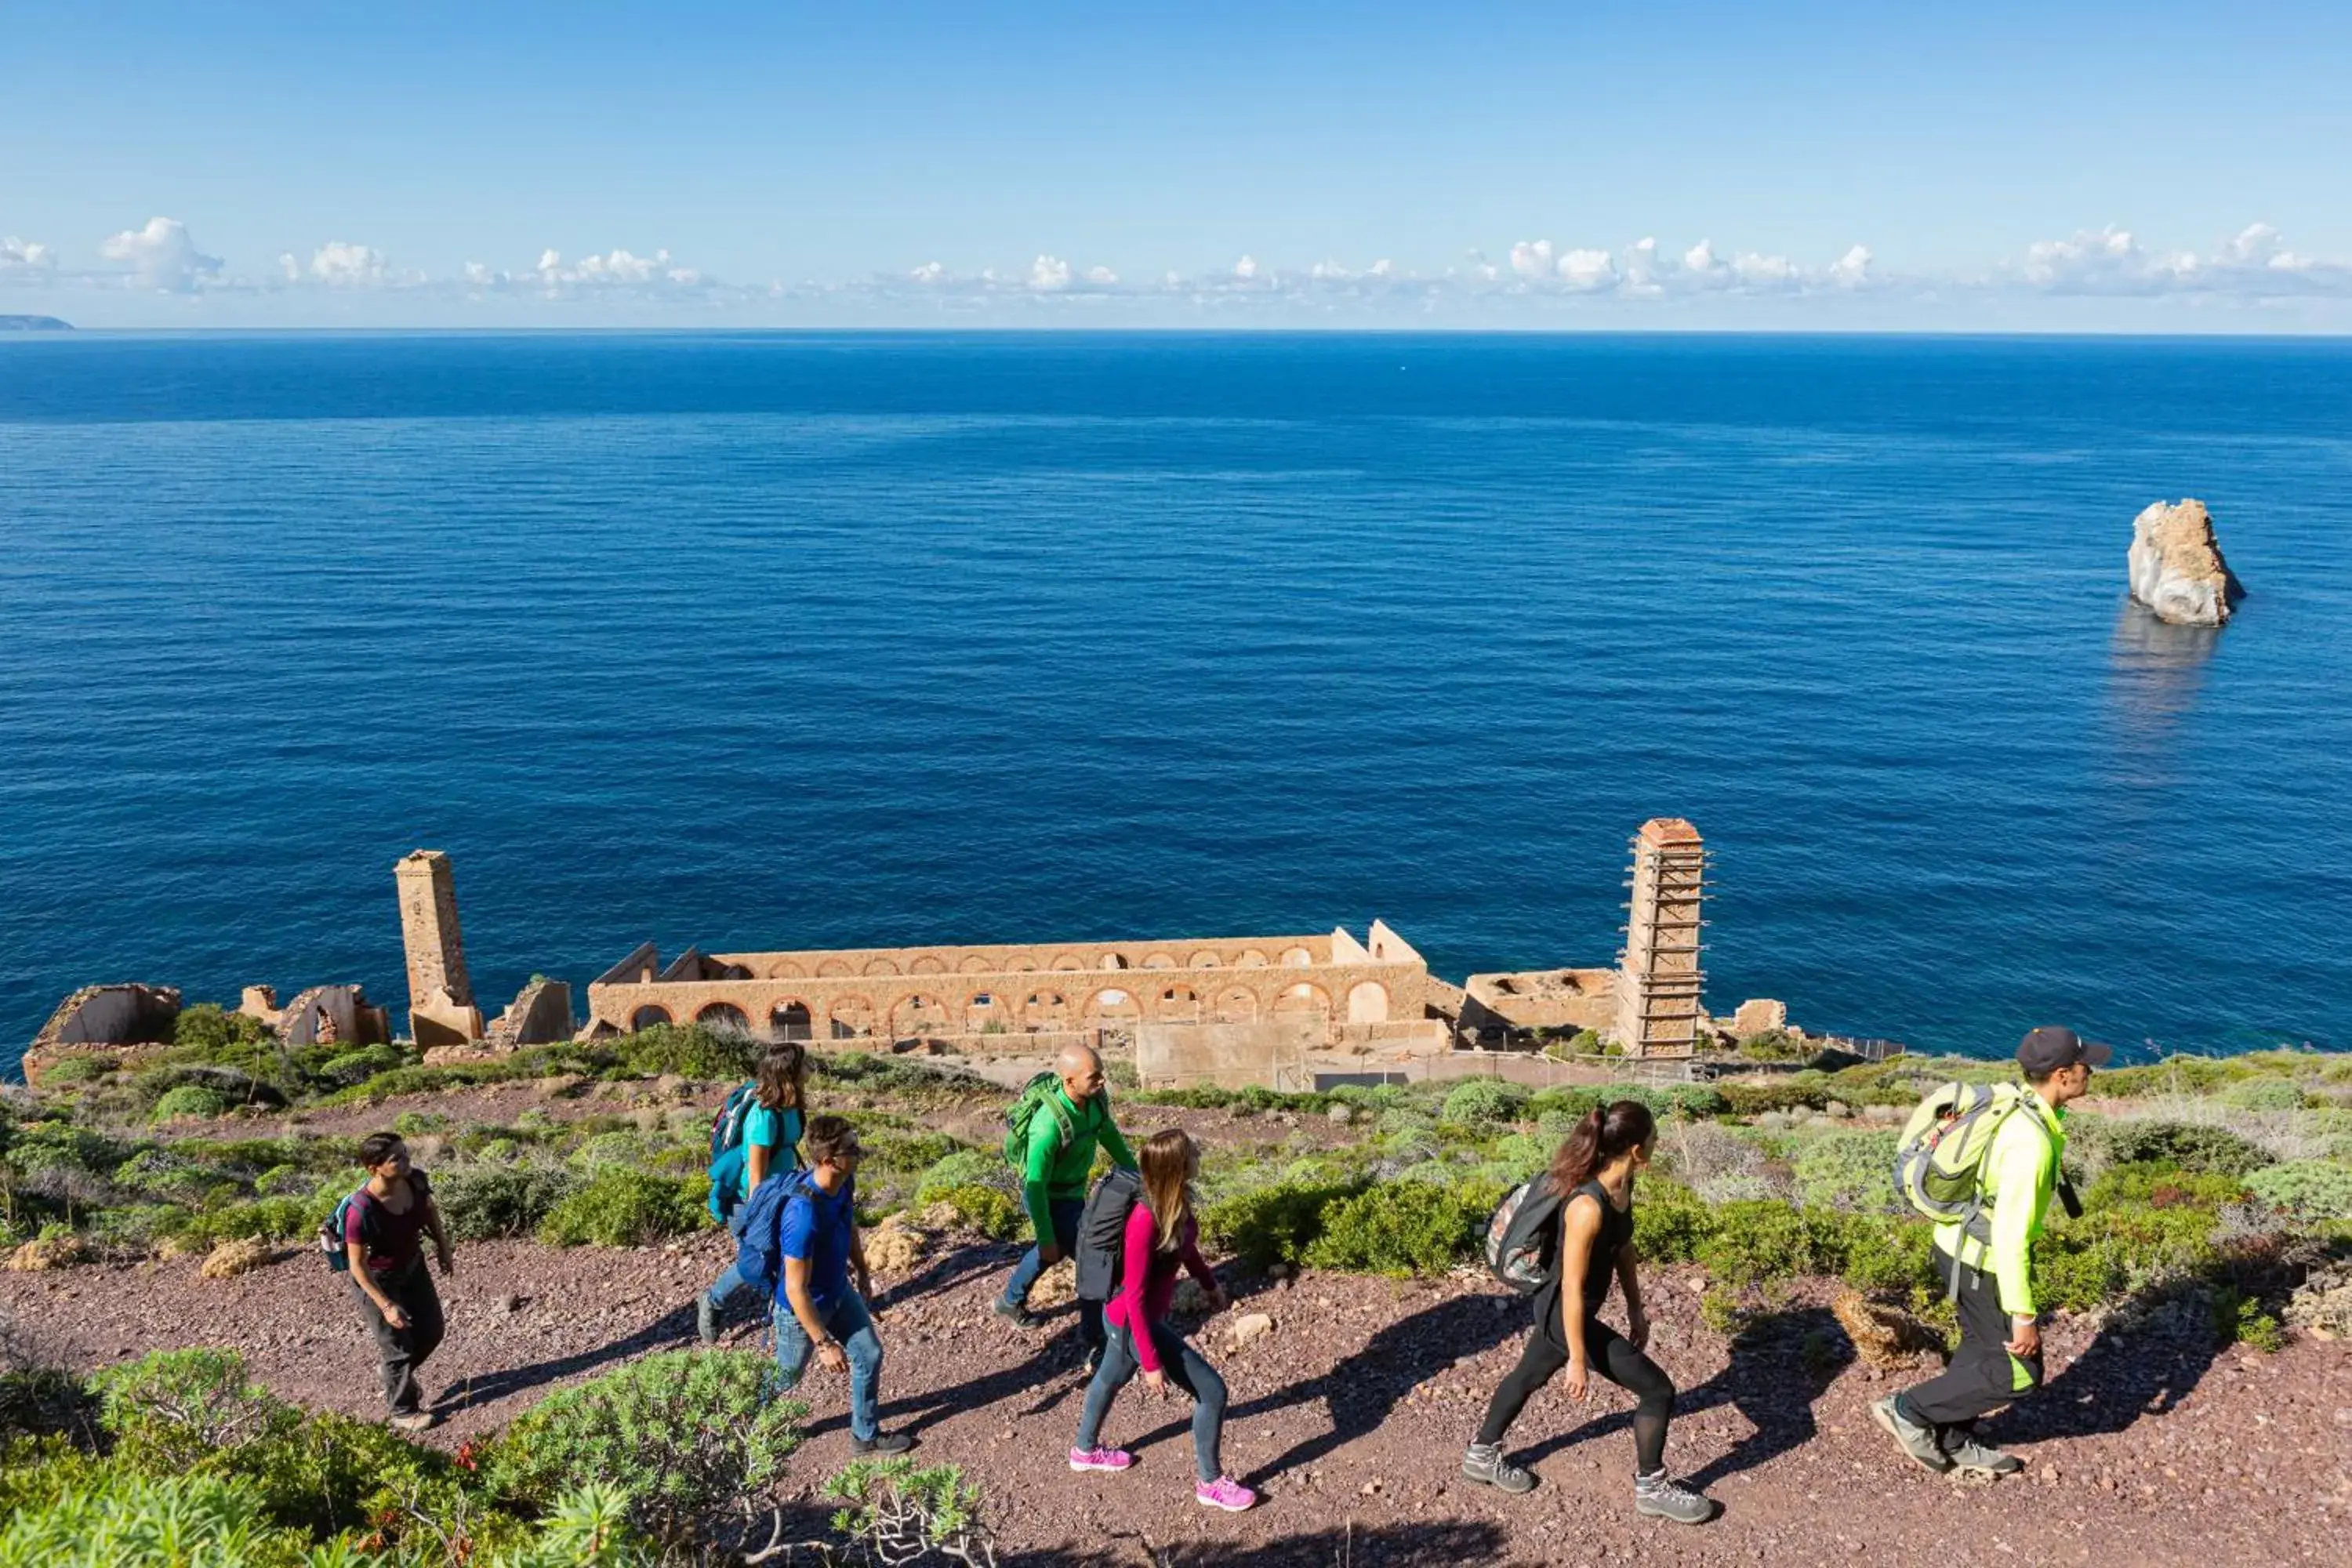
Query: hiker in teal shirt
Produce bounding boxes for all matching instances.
[995,1042,1136,1365]
[699,1042,808,1344]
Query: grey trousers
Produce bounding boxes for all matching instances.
[346,1256,445,1414]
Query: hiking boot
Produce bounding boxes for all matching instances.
[1461,1441,1537,1494]
[389,1409,437,1432]
[1196,1476,1257,1512]
[1871,1396,1953,1474]
[695,1292,719,1346]
[1943,1433,2024,1476]
[1634,1470,1715,1524]
[1069,1446,1134,1472]
[852,1431,915,1457]
[993,1297,1039,1330]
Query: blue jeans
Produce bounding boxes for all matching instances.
[771,1290,883,1443]
[1074,1318,1227,1483]
[1000,1197,1106,1351]
[703,1202,757,1324]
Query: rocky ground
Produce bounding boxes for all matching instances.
[8,1216,2345,1566]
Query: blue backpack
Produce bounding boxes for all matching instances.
[708,1090,804,1223]
[731,1167,821,1302]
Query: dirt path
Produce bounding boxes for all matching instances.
[8,1229,2344,1566]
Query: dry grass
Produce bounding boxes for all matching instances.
[1831,1290,1945,1370]
[199,1237,277,1279]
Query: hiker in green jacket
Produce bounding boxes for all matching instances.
[994,1042,1136,1364]
[1874,1025,2103,1477]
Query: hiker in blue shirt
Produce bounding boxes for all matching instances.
[767,1115,913,1455]
[698,1042,808,1344]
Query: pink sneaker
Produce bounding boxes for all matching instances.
[1069,1446,1134,1472]
[1196,1475,1257,1512]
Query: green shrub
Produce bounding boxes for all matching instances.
[913,1150,1012,1203]
[1630,1181,1711,1265]
[823,1458,995,1566]
[165,1196,323,1248]
[391,1109,451,1138]
[1202,1178,1365,1269]
[318,1044,409,1086]
[1791,1131,1901,1213]
[2245,1160,2352,1222]
[324,1065,489,1104]
[859,1129,964,1172]
[2220,1078,2308,1112]
[29,1055,114,1087]
[2093,1120,2274,1178]
[171,1004,272,1059]
[1737,1029,1808,1062]
[2083,1162,2248,1212]
[1836,1216,1939,1294]
[1301,1180,1494,1277]
[538,1170,710,1247]
[437,1167,585,1240]
[2094,1057,2249,1098]
[612,1024,760,1080]
[148,1085,229,1123]
[569,1131,652,1170]
[936,1185,1022,1240]
[2031,1207,2220,1314]
[1694,1202,1847,1287]
[0,1472,314,1568]
[1440,1079,1527,1126]
[486,1349,802,1550]
[1716,1080,1830,1117]
[94,1349,296,1475]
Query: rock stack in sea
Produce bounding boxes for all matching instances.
[2128,499,2242,626]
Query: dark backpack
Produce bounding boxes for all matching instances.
[731,1167,820,1302]
[1002,1072,1084,1170]
[1073,1167,1145,1303]
[1483,1173,1564,1295]
[317,1171,431,1273]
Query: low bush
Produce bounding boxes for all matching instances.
[610,1023,761,1082]
[391,1109,451,1138]
[858,1129,964,1173]
[323,1065,492,1105]
[823,1457,996,1567]
[29,1055,113,1087]
[486,1349,802,1552]
[2032,1206,2220,1314]
[164,1196,325,1249]
[1791,1130,1901,1213]
[1716,1080,1830,1117]
[2220,1077,2309,1112]
[1202,1177,1366,1269]
[1695,1202,1850,1287]
[437,1166,585,1241]
[149,1084,230,1123]
[2245,1160,2352,1222]
[538,1170,709,1247]
[1303,1179,1496,1277]
[1440,1079,1527,1126]
[934,1185,1022,1240]
[2083,1162,2247,1212]
[913,1149,1011,1203]
[317,1044,410,1086]
[2091,1120,2274,1178]
[171,1004,274,1061]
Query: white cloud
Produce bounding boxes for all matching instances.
[1232,254,1258,280]
[1085,264,1118,286]
[2016,222,2349,296]
[2,235,53,274]
[1509,238,1554,278]
[100,216,221,292]
[1830,244,1873,289]
[280,241,392,286]
[909,261,946,285]
[1557,248,1616,292]
[1029,253,1071,292]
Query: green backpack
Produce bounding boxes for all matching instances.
[1893,1080,2054,1298]
[1003,1071,1081,1169]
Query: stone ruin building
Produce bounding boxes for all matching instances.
[23,820,1790,1091]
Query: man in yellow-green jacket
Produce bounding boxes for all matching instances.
[1874,1025,2103,1477]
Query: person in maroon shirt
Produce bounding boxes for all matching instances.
[1067,1128,1255,1512]
[343,1131,454,1430]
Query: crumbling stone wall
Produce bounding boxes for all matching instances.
[23,983,181,1085]
[277,984,390,1049]
[395,850,483,1046]
[583,927,1454,1052]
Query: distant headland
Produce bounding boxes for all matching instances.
[0,314,73,331]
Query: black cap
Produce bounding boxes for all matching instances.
[2017,1025,2112,1076]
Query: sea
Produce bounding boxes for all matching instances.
[2,332,2347,1074]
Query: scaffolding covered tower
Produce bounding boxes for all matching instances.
[1611,818,1708,1057]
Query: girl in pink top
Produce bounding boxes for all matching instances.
[1069,1128,1256,1512]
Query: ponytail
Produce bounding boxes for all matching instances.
[1549,1099,1657,1192]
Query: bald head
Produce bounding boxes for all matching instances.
[1058,1043,1105,1102]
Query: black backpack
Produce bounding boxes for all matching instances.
[1073,1167,1145,1303]
[1483,1172,1565,1295]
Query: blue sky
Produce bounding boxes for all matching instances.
[5,2,2350,328]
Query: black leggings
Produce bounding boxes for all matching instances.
[1478,1310,1675,1475]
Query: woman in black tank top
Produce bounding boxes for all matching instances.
[1461,1101,1717,1525]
